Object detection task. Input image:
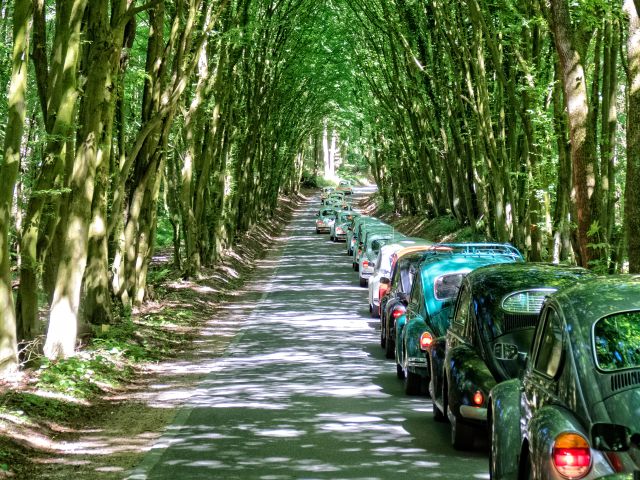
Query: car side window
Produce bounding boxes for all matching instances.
[452,284,472,328]
[534,307,564,378]
[410,275,425,314]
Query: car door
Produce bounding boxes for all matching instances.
[521,305,565,440]
[443,283,474,403]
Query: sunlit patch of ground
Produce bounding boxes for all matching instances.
[0,190,310,480]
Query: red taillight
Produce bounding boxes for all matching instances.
[552,433,591,478]
[419,331,433,350]
[473,390,484,406]
[392,307,405,319]
[363,260,369,268]
[379,283,390,300]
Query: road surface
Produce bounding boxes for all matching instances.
[128,190,489,480]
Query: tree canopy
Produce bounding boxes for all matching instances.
[0,0,639,370]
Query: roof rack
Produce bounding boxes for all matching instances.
[422,242,524,261]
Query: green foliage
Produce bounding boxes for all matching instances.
[36,354,130,398]
[156,215,173,248]
[0,391,81,422]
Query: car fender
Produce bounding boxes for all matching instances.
[404,317,429,374]
[429,337,446,405]
[489,379,522,480]
[395,314,407,363]
[526,405,613,479]
[446,344,495,422]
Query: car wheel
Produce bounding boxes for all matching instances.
[396,363,405,379]
[352,262,358,272]
[359,277,367,287]
[385,332,395,359]
[432,399,446,422]
[380,322,386,348]
[450,410,475,450]
[316,228,320,234]
[372,304,379,318]
[519,450,533,480]
[404,369,421,396]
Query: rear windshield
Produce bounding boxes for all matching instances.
[434,273,465,300]
[370,239,388,255]
[594,311,640,371]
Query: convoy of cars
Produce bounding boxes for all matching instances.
[314,183,640,479]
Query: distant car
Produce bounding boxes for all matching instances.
[439,263,594,450]
[489,275,640,480]
[315,207,337,234]
[351,221,392,269]
[368,239,432,318]
[357,232,400,287]
[330,210,360,242]
[395,243,523,395]
[336,180,354,195]
[353,224,397,272]
[320,187,334,201]
[380,247,434,359]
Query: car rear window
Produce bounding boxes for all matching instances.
[434,273,465,300]
[594,311,640,371]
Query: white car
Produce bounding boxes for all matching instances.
[367,239,433,317]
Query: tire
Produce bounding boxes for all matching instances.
[450,410,475,450]
[316,228,320,234]
[433,401,446,422]
[396,363,405,379]
[404,369,421,395]
[359,277,367,287]
[385,333,395,359]
[380,322,386,348]
[372,304,379,318]
[519,451,533,480]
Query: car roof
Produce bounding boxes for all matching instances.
[418,253,517,283]
[552,275,640,326]
[466,263,595,298]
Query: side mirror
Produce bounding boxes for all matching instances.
[494,343,519,360]
[591,423,632,452]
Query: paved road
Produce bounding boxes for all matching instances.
[128,191,489,480]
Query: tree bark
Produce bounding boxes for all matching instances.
[626,0,640,273]
[0,0,32,371]
[548,0,599,268]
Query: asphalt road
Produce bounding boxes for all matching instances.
[128,190,489,480]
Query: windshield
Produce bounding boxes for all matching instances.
[594,311,640,371]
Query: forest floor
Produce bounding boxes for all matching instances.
[0,189,309,479]
[0,186,475,479]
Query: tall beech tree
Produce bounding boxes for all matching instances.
[0,0,31,372]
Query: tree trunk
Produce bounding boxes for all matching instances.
[0,0,31,371]
[626,0,640,273]
[549,0,599,268]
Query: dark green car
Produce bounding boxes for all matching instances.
[489,275,640,480]
[438,263,595,450]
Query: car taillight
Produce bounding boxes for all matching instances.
[419,331,433,350]
[363,260,369,268]
[379,283,390,300]
[552,433,591,479]
[392,307,405,319]
[473,390,484,406]
[336,227,344,234]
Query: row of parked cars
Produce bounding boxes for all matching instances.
[314,187,640,480]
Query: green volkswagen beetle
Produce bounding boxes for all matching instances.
[489,275,640,480]
[439,263,595,450]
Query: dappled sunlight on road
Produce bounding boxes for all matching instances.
[128,190,489,480]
